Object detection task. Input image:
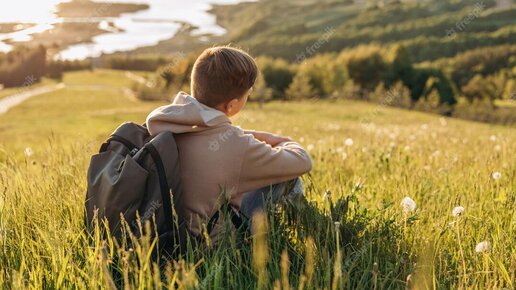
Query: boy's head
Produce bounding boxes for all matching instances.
[191,46,258,116]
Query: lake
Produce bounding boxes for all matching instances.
[0,0,248,60]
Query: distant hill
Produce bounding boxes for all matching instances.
[210,0,516,63]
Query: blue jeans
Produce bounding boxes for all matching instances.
[239,177,306,221]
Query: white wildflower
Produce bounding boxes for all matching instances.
[341,152,348,160]
[494,145,501,152]
[475,241,491,253]
[491,172,502,181]
[344,138,354,147]
[489,135,497,142]
[401,197,416,213]
[24,147,32,158]
[404,146,411,151]
[439,117,447,126]
[307,144,315,151]
[452,206,465,217]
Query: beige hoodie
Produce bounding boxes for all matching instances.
[146,92,312,239]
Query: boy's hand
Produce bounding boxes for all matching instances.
[245,130,292,147]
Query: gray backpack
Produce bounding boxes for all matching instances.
[84,122,187,256]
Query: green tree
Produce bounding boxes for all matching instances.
[252,73,273,107]
[256,57,294,99]
[346,48,388,91]
[286,71,315,100]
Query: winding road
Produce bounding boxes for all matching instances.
[0,83,65,115]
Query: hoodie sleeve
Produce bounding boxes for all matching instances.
[237,135,312,193]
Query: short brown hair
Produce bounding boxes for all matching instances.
[191,46,258,107]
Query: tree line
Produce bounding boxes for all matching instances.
[0,46,90,88]
[128,43,516,125]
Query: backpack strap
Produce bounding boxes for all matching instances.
[142,143,174,233]
[100,135,138,153]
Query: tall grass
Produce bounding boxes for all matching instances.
[0,70,515,289]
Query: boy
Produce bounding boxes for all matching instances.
[146,46,312,243]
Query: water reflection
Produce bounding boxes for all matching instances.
[0,0,250,60]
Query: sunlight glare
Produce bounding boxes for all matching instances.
[0,0,68,23]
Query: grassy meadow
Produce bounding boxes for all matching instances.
[0,70,515,289]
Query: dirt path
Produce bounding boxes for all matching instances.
[125,71,154,87]
[0,83,65,115]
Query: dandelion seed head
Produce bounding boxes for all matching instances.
[439,117,447,126]
[475,241,491,253]
[452,206,465,217]
[492,171,502,181]
[401,197,416,213]
[489,135,497,142]
[344,138,354,147]
[307,144,315,151]
[494,145,501,152]
[24,147,32,158]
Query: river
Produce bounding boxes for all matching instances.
[0,0,248,60]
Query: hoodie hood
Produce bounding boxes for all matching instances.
[146,92,231,135]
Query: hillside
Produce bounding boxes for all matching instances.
[211,0,516,63]
[103,0,516,127]
[0,70,514,288]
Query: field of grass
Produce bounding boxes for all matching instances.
[0,70,514,289]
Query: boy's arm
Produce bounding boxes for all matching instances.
[243,130,292,147]
[238,134,312,193]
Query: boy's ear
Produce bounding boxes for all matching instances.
[226,98,238,113]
